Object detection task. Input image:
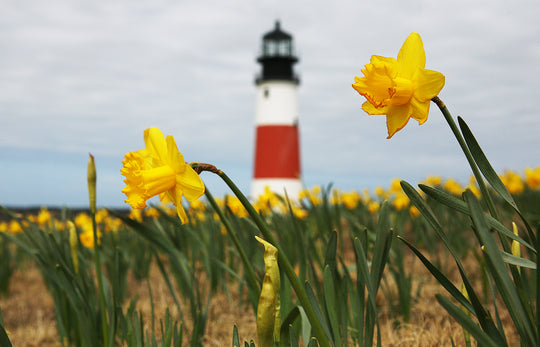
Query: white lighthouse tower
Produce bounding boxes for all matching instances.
[251,21,302,200]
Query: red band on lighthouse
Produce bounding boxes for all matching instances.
[254,125,301,179]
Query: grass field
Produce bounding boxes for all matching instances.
[1,167,538,346]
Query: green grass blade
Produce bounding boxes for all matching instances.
[371,201,393,291]
[353,237,381,347]
[500,251,537,269]
[418,184,535,253]
[324,231,338,275]
[232,325,240,347]
[304,281,333,346]
[289,325,299,347]
[464,190,537,345]
[458,117,517,210]
[280,306,300,346]
[458,117,536,244]
[0,323,12,347]
[398,236,473,312]
[435,294,499,347]
[323,266,341,347]
[398,185,507,343]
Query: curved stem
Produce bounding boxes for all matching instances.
[432,96,499,220]
[214,170,331,347]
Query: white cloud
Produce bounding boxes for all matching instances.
[1,0,539,206]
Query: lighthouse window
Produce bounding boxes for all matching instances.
[278,41,290,56]
[264,41,278,56]
[263,87,269,98]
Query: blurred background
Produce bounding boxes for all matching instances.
[1,0,539,208]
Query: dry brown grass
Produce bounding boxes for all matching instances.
[1,253,520,346]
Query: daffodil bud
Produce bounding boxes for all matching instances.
[257,273,276,347]
[255,236,281,346]
[87,154,97,214]
[511,222,521,273]
[511,222,521,258]
[68,221,79,274]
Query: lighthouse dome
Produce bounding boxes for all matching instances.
[256,21,299,84]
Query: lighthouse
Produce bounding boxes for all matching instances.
[251,20,302,200]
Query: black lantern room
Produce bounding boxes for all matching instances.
[256,21,299,85]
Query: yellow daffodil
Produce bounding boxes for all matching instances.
[8,220,24,234]
[499,170,524,194]
[36,207,52,228]
[368,201,380,214]
[352,32,445,138]
[341,191,361,210]
[409,205,421,219]
[392,192,410,210]
[79,229,101,249]
[423,175,442,187]
[443,178,463,195]
[121,127,205,223]
[524,167,540,190]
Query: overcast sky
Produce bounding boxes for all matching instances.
[1,0,539,208]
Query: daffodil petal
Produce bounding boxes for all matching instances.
[174,194,188,223]
[397,32,426,77]
[178,166,205,201]
[409,97,431,124]
[144,127,169,165]
[413,68,445,102]
[386,104,411,139]
[370,55,397,67]
[362,101,388,115]
[166,135,186,173]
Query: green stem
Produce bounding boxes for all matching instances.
[432,96,499,220]
[215,170,331,347]
[91,212,109,346]
[204,188,261,297]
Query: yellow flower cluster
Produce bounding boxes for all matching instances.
[0,207,125,250]
[3,168,538,239]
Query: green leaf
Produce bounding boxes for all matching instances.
[232,325,240,347]
[418,185,535,253]
[435,294,499,347]
[458,117,536,244]
[400,181,443,232]
[297,307,312,347]
[401,182,507,344]
[458,117,517,210]
[0,323,12,347]
[371,201,393,291]
[280,307,300,346]
[353,237,381,347]
[289,325,299,347]
[398,236,473,313]
[323,266,341,347]
[464,190,536,345]
[304,281,333,345]
[324,231,338,275]
[500,251,537,269]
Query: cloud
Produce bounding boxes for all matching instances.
[1,0,539,206]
